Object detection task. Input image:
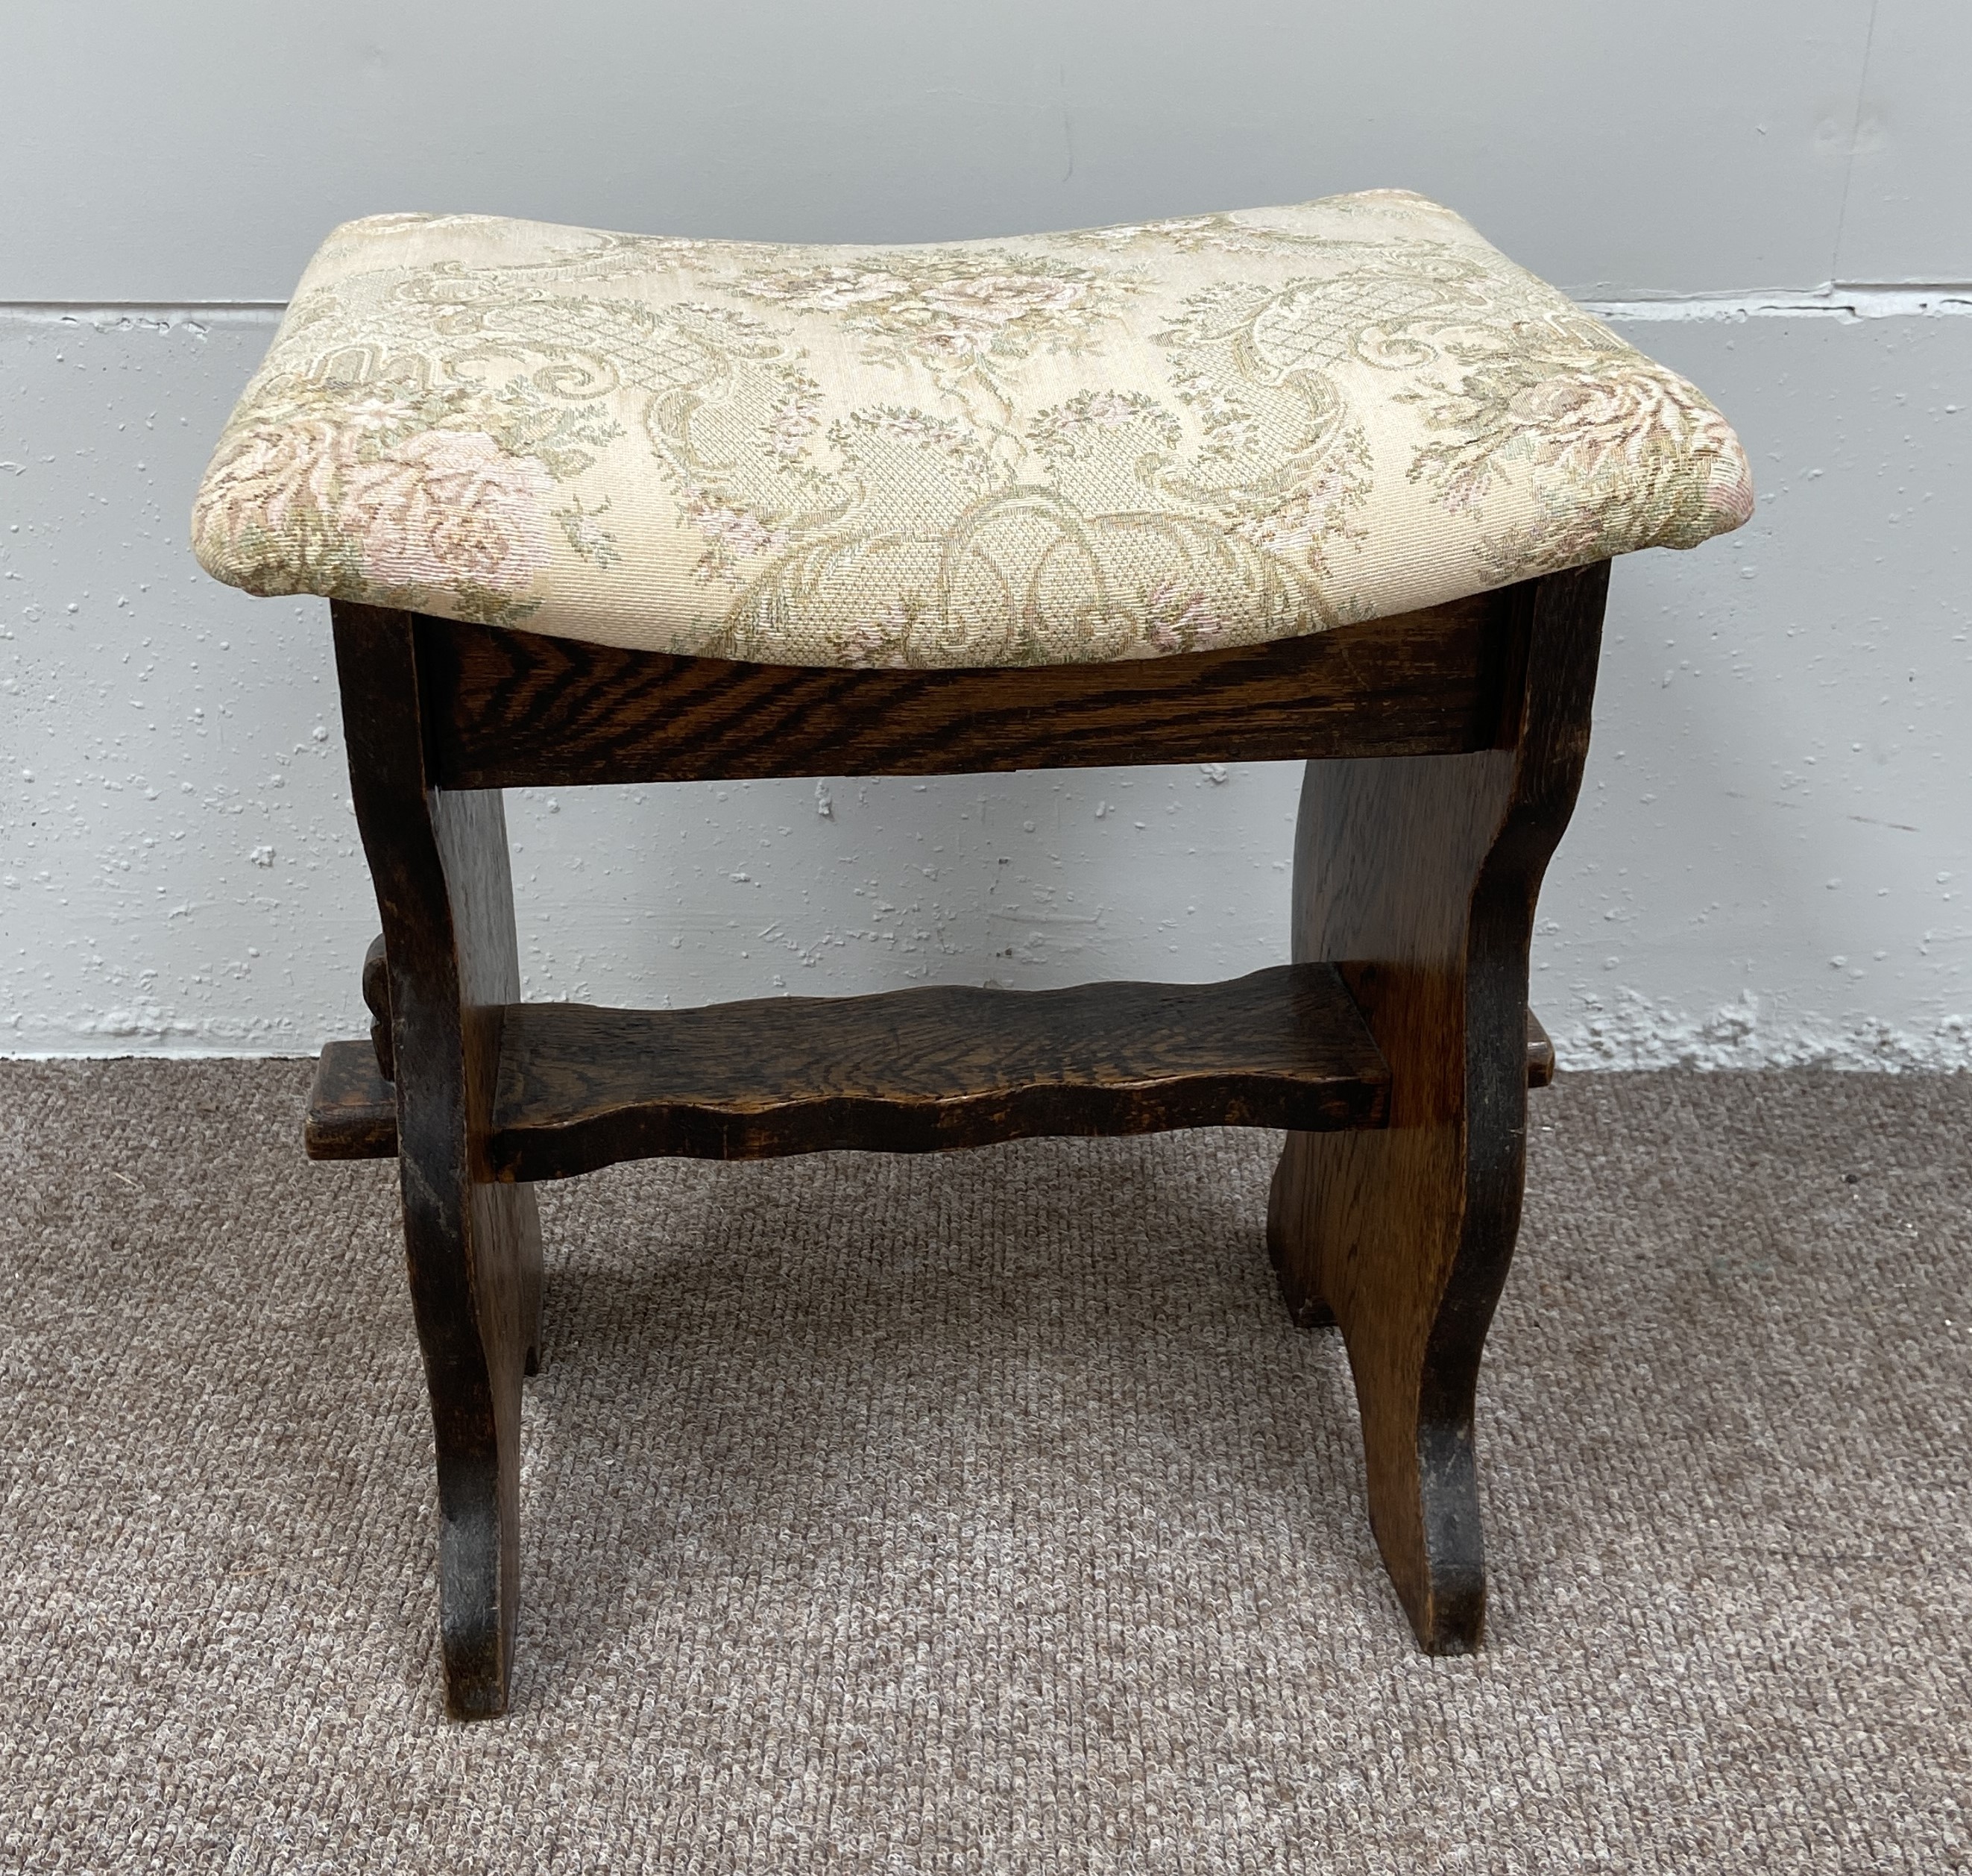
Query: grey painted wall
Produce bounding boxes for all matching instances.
[4,2,1970,1063]
[10,1,1968,299]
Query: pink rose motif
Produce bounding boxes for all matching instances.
[1147,581,1225,653]
[192,417,349,575]
[1705,447,1756,529]
[916,325,995,363]
[683,493,787,558]
[1508,370,1694,479]
[918,274,1086,331]
[751,266,913,312]
[842,602,915,668]
[338,430,549,596]
[1077,391,1141,428]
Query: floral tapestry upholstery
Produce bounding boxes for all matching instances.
[191,193,1751,668]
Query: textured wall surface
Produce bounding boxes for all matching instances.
[4,1,1969,1063]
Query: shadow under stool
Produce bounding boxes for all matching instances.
[190,194,1750,1716]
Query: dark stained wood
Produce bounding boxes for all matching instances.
[304,1038,397,1159]
[305,993,1556,1164]
[419,591,1519,790]
[1265,561,1607,1655]
[362,934,394,1081]
[485,964,1387,1181]
[318,562,1608,1718]
[333,600,544,1721]
[1526,1010,1556,1089]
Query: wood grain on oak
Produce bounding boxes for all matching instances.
[486,964,1387,1179]
[419,592,1519,790]
[1265,561,1606,1656]
[304,993,1566,1166]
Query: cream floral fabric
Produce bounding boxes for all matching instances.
[192,193,1751,667]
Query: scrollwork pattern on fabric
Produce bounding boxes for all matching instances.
[192,192,1752,666]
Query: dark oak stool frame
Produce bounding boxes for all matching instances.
[307,558,1606,1718]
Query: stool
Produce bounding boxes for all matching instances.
[192,192,1750,1717]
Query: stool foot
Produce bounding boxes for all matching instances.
[1264,1199,1336,1327]
[431,1364,524,1721]
[1268,1121,1489,1652]
[1358,1376,1487,1655]
[415,1171,541,1722]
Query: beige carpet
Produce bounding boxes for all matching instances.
[1,1062,1967,1873]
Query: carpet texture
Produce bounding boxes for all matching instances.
[1,1061,1967,1873]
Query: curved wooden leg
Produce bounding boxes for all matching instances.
[428,1178,538,1717]
[336,602,542,1719]
[1267,564,1606,1652]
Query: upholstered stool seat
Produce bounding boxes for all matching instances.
[194,193,1748,668]
[192,195,1749,1719]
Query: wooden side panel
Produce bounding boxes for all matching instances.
[420,592,1519,789]
[1266,561,1607,1653]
